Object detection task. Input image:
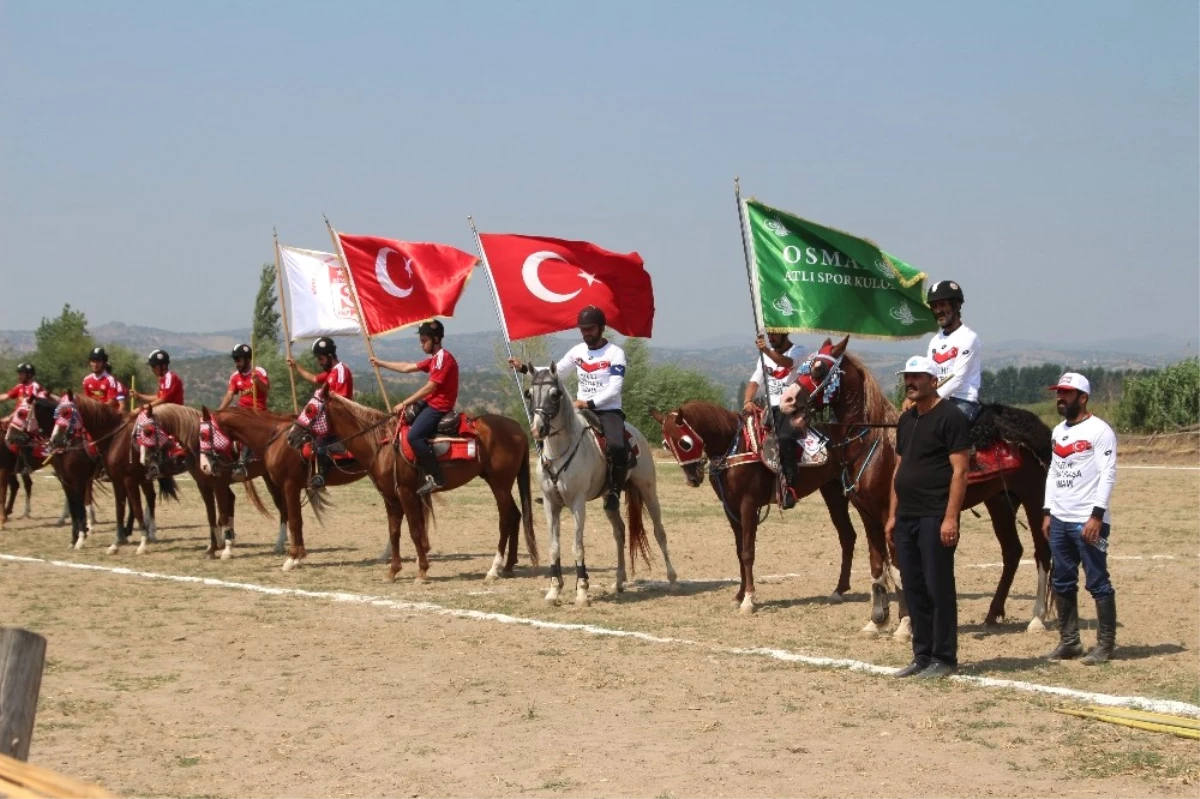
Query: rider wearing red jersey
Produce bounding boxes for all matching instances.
[289,338,354,489]
[218,343,270,412]
[3,363,48,409]
[81,348,127,411]
[135,350,185,408]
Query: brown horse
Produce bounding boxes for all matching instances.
[201,405,364,571]
[285,387,538,583]
[650,403,879,618]
[3,400,102,532]
[784,337,1053,634]
[148,404,275,559]
[1,416,39,526]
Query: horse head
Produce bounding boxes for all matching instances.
[287,384,330,450]
[49,391,82,449]
[780,336,851,432]
[649,406,707,488]
[198,406,234,476]
[526,363,570,442]
[4,397,43,447]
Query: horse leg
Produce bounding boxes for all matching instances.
[22,472,34,519]
[738,495,760,614]
[70,485,87,548]
[200,484,219,558]
[636,482,677,587]
[859,515,894,635]
[983,492,1024,627]
[485,480,519,581]
[263,478,288,556]
[282,479,306,571]
[107,481,127,554]
[136,482,156,554]
[383,495,404,582]
[399,491,429,583]
[85,479,96,532]
[606,501,627,594]
[0,471,11,526]
[219,484,237,560]
[819,481,857,599]
[543,496,564,605]
[1025,495,1052,633]
[570,496,590,607]
[57,495,70,527]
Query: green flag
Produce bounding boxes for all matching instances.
[744,198,938,339]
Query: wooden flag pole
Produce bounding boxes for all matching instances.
[273,229,300,413]
[324,216,391,408]
[467,215,533,431]
[734,177,772,406]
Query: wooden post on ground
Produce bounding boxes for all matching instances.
[0,627,47,761]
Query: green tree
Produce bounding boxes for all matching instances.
[1115,358,1200,432]
[31,304,95,393]
[250,263,296,413]
[622,337,728,437]
[103,342,154,400]
[493,335,550,430]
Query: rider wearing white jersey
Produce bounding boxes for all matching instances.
[510,306,629,511]
[743,332,801,508]
[925,280,982,422]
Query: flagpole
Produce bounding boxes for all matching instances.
[324,216,391,408]
[273,229,299,413]
[735,177,772,407]
[467,215,533,431]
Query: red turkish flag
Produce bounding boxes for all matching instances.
[478,233,655,340]
[337,234,478,337]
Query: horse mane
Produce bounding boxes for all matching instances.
[75,395,128,434]
[327,393,395,433]
[844,352,898,442]
[221,407,296,426]
[679,400,739,440]
[150,404,201,446]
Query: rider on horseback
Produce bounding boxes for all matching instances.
[925,281,982,422]
[290,337,354,490]
[4,363,49,475]
[82,348,127,411]
[371,320,459,496]
[744,333,802,509]
[509,306,629,512]
[218,343,270,479]
[135,350,185,407]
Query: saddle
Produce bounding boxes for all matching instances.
[578,409,639,469]
[968,440,1022,484]
[747,407,825,474]
[963,404,1045,484]
[394,409,480,464]
[300,440,356,463]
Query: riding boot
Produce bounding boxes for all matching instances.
[1080,595,1117,665]
[1044,592,1084,661]
[778,438,798,510]
[230,448,250,481]
[604,458,627,511]
[416,450,445,496]
[308,453,328,490]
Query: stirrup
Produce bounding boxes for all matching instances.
[417,475,442,496]
[308,473,326,490]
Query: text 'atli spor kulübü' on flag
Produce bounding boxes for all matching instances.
[477,233,655,341]
[278,244,363,341]
[336,234,478,337]
[743,198,937,339]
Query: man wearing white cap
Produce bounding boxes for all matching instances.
[886,355,972,679]
[1042,372,1119,665]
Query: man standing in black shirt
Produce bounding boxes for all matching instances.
[887,355,972,678]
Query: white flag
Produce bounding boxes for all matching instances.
[279,245,362,340]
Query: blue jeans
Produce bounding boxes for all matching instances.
[949,397,981,422]
[1050,516,1113,599]
[407,404,445,463]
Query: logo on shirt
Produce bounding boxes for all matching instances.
[1053,440,1093,459]
[931,347,958,365]
[576,360,611,373]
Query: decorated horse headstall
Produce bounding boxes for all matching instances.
[134,410,179,452]
[198,415,236,461]
[794,344,844,412]
[661,411,706,467]
[6,399,44,446]
[293,392,331,438]
[52,398,86,446]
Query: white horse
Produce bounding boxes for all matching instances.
[526,364,677,606]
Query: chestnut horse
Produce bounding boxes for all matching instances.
[285,387,538,583]
[783,337,1052,634]
[199,406,364,571]
[650,403,877,618]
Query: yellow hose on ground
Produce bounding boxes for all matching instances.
[1056,707,1200,740]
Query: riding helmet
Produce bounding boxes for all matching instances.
[232,343,252,360]
[926,280,965,306]
[577,305,606,328]
[89,347,109,363]
[16,362,34,376]
[417,320,445,340]
[312,337,337,357]
[147,349,170,367]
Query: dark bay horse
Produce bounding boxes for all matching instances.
[784,337,1052,634]
[201,405,364,571]
[2,414,40,526]
[285,387,538,583]
[650,404,878,618]
[3,399,102,532]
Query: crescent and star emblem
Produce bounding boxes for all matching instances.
[375,248,414,299]
[521,251,599,304]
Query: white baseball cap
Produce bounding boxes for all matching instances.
[897,355,938,376]
[1048,372,1091,395]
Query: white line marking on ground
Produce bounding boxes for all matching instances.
[1121,465,1199,471]
[3,553,1197,718]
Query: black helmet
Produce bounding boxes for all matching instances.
[417,320,445,340]
[89,347,109,363]
[926,280,965,305]
[16,362,34,376]
[148,349,170,367]
[232,343,252,360]
[577,305,606,328]
[312,337,337,357]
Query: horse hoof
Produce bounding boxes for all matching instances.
[501,569,515,579]
[575,594,590,608]
[386,571,398,583]
[282,558,296,572]
[828,591,846,604]
[484,571,499,583]
[861,620,881,635]
[1026,617,1047,634]
[135,543,147,555]
[544,596,560,607]
[739,600,756,616]
[106,544,119,555]
[413,576,428,586]
[74,538,85,551]
[220,548,233,561]
[612,582,624,594]
[893,617,913,641]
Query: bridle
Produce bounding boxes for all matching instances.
[660,411,706,468]
[527,369,568,442]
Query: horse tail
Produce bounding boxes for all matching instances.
[419,496,436,555]
[242,478,270,518]
[305,487,329,522]
[157,476,180,503]
[517,450,539,567]
[626,481,651,574]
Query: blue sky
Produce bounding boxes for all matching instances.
[2,1,1196,348]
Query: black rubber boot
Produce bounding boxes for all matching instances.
[308,454,328,490]
[416,451,445,496]
[1081,595,1116,665]
[779,441,798,510]
[604,458,627,511]
[1044,592,1084,661]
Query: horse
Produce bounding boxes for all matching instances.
[650,401,876,617]
[525,364,677,607]
[783,336,1053,633]
[200,405,362,571]
[48,393,178,552]
[1,412,40,525]
[285,386,539,584]
[147,404,276,560]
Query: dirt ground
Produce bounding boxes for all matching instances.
[1,447,1197,798]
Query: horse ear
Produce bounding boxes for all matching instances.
[146,404,155,416]
[832,336,850,357]
[549,361,557,375]
[201,406,211,421]
[649,407,664,424]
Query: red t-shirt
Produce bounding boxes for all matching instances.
[227,366,270,410]
[417,349,458,412]
[315,362,353,398]
[82,372,122,406]
[6,381,44,400]
[157,371,185,405]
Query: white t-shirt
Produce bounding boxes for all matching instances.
[927,324,982,403]
[749,343,803,407]
[556,341,626,411]
[1045,415,1118,525]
